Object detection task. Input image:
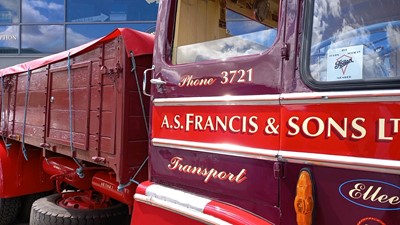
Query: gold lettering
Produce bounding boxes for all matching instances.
[287,116,300,136]
[390,118,400,133]
[302,117,324,137]
[389,196,400,205]
[161,115,170,128]
[351,118,366,139]
[167,157,247,184]
[378,119,393,140]
[349,183,365,199]
[235,169,247,183]
[178,75,217,87]
[349,183,400,205]
[168,157,183,170]
[327,118,347,138]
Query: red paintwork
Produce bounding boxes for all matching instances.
[131,200,207,225]
[151,102,400,161]
[59,190,111,210]
[135,180,152,195]
[151,105,280,150]
[43,158,137,208]
[92,171,136,205]
[0,28,153,187]
[136,0,400,224]
[204,201,274,225]
[0,141,53,198]
[42,157,99,190]
[132,181,274,225]
[132,181,205,224]
[281,103,400,161]
[0,0,397,224]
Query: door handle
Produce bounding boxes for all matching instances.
[143,65,155,97]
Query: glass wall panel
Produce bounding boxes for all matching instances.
[66,23,155,49]
[0,25,19,54]
[66,0,158,22]
[0,2,20,23]
[22,0,65,23]
[21,25,64,53]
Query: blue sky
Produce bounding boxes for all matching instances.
[0,0,158,52]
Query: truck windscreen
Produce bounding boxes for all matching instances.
[304,0,400,86]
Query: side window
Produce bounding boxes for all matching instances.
[172,0,279,64]
[302,0,400,88]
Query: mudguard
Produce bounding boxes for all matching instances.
[131,181,274,225]
[0,140,53,198]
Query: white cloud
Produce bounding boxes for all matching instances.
[176,30,271,64]
[66,27,92,49]
[22,0,64,23]
[21,25,64,52]
[0,26,18,48]
[0,2,20,23]
[22,1,49,22]
[29,0,63,10]
[146,0,159,4]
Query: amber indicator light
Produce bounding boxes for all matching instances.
[294,169,314,225]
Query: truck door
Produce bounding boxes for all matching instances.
[277,0,400,224]
[147,0,291,223]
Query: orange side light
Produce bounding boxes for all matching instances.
[294,169,314,225]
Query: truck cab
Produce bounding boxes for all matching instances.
[132,0,400,224]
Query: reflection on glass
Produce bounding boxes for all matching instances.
[0,26,19,53]
[22,0,64,23]
[0,2,20,23]
[66,23,156,49]
[21,25,64,53]
[66,0,158,22]
[172,0,279,64]
[309,0,400,82]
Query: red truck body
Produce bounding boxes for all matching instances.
[0,0,399,225]
[0,28,153,224]
[132,0,400,224]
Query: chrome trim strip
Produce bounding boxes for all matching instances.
[281,90,400,104]
[145,184,211,212]
[134,192,231,225]
[152,138,279,160]
[152,138,400,175]
[153,94,280,106]
[279,151,400,175]
[152,90,400,106]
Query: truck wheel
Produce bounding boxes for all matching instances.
[29,194,130,225]
[0,197,22,225]
[18,191,53,222]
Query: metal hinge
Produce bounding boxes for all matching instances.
[274,161,284,179]
[281,43,289,60]
[100,62,122,82]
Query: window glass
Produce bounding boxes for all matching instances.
[172,0,279,64]
[21,25,64,53]
[22,0,64,23]
[66,0,158,22]
[0,2,19,24]
[0,25,19,54]
[306,0,400,84]
[66,23,156,49]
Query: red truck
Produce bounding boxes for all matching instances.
[0,0,399,225]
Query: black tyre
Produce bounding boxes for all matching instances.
[18,191,53,222]
[29,194,130,225]
[0,197,22,225]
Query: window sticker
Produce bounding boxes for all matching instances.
[326,45,364,81]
